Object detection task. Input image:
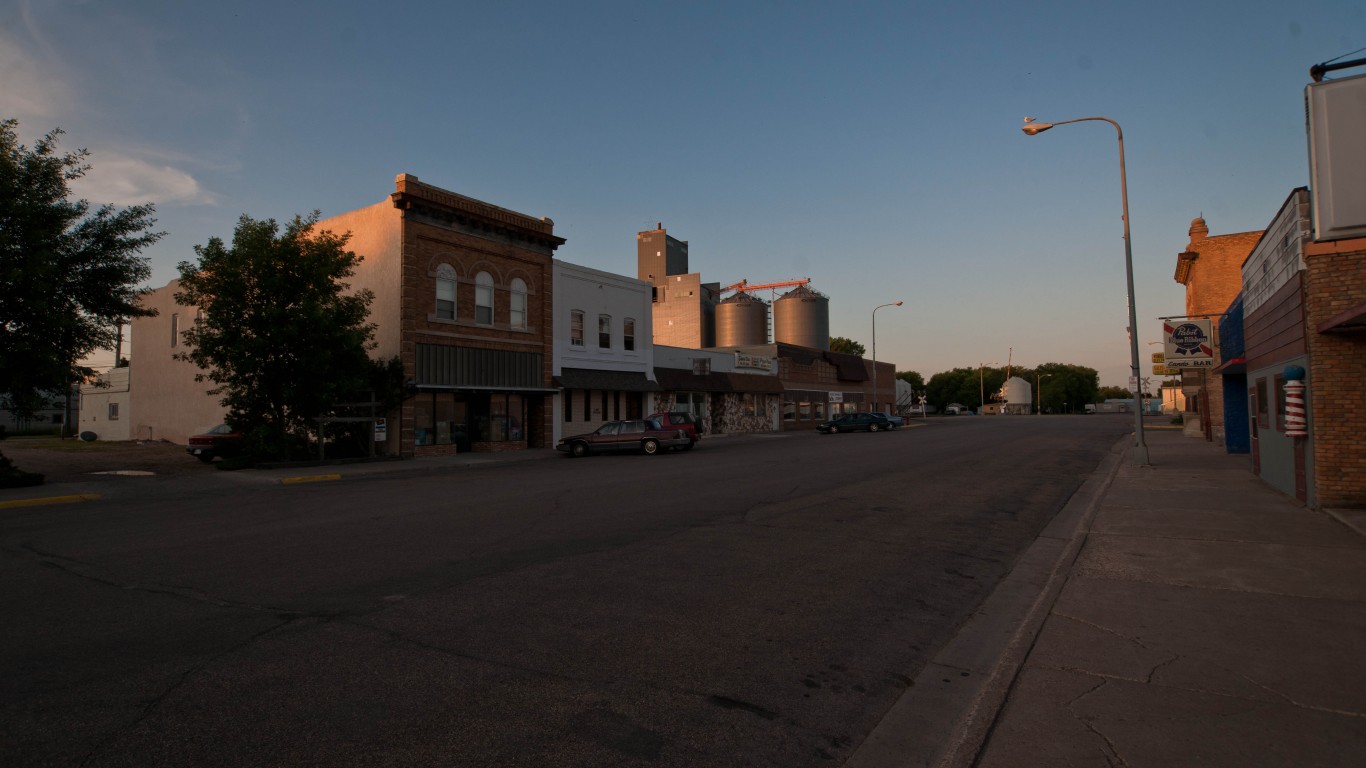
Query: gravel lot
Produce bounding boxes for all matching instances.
[0,438,212,483]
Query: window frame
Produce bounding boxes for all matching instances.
[570,310,585,347]
[474,271,494,325]
[1255,377,1269,429]
[435,264,457,321]
[623,317,636,351]
[509,277,528,329]
[598,314,612,349]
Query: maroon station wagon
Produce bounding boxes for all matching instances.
[557,419,691,458]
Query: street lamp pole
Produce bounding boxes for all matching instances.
[1022,116,1150,465]
[979,362,995,414]
[1036,373,1052,415]
[871,301,903,414]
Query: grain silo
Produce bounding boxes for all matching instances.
[773,284,830,350]
[716,292,770,346]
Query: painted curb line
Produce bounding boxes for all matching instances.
[0,493,101,509]
[279,474,342,485]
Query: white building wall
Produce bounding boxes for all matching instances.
[129,281,227,444]
[552,260,656,442]
[1243,189,1310,316]
[79,367,132,441]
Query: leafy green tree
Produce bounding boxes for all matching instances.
[828,336,866,356]
[895,370,925,390]
[0,119,162,417]
[176,213,377,461]
[1098,386,1132,401]
[1035,363,1100,413]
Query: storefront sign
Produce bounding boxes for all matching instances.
[1163,320,1214,368]
[828,392,843,403]
[374,418,387,442]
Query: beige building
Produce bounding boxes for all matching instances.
[638,225,718,348]
[131,174,565,455]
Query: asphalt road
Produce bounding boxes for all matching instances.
[2,415,1135,766]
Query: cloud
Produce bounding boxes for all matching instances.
[71,152,217,206]
[0,15,75,120]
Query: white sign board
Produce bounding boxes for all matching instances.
[374,418,387,442]
[1163,319,1214,368]
[1307,71,1366,241]
[828,392,844,403]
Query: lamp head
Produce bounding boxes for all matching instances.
[1022,117,1053,136]
[894,300,903,306]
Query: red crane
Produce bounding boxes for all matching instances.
[720,278,811,296]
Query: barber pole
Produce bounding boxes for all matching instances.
[1284,366,1307,438]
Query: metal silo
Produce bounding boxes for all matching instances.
[773,284,830,350]
[716,292,770,346]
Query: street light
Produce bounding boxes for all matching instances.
[1036,373,1052,415]
[1022,116,1150,465]
[871,301,903,414]
[979,362,996,414]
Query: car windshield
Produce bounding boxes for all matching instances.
[207,424,234,435]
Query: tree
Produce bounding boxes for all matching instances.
[176,213,378,461]
[0,119,162,417]
[895,370,925,391]
[829,336,865,356]
[1098,386,1132,401]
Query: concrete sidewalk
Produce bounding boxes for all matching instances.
[971,428,1366,766]
[847,425,1366,768]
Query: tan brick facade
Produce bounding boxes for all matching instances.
[1302,237,1366,508]
[1173,217,1263,443]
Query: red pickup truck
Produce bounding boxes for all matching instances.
[649,412,700,449]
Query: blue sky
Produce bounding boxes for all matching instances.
[4,0,1362,386]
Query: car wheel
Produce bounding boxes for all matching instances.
[829,425,839,434]
[196,453,215,463]
[682,441,694,451]
[869,423,880,432]
[570,442,589,458]
[641,438,660,455]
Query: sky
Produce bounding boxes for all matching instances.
[4,0,1362,386]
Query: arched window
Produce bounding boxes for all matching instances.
[475,271,494,325]
[435,264,456,320]
[510,278,528,329]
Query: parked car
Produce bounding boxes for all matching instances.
[186,424,244,462]
[557,419,691,457]
[816,412,892,434]
[870,411,904,428]
[944,404,964,415]
[648,412,700,448]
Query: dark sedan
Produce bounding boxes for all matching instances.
[816,412,892,434]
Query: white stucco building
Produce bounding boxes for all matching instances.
[551,260,657,443]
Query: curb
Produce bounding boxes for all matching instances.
[0,493,101,509]
[844,437,1127,768]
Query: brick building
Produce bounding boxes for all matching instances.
[1302,235,1366,507]
[1173,217,1263,444]
[131,175,565,456]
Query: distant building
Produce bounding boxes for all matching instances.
[638,225,718,348]
[78,367,132,441]
[1173,216,1263,444]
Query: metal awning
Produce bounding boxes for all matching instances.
[554,368,659,392]
[1318,302,1366,334]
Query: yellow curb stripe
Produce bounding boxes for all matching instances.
[280,474,341,485]
[0,493,100,509]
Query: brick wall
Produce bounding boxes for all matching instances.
[1173,218,1262,443]
[1303,237,1366,508]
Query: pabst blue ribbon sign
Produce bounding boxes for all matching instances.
[1163,319,1214,368]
